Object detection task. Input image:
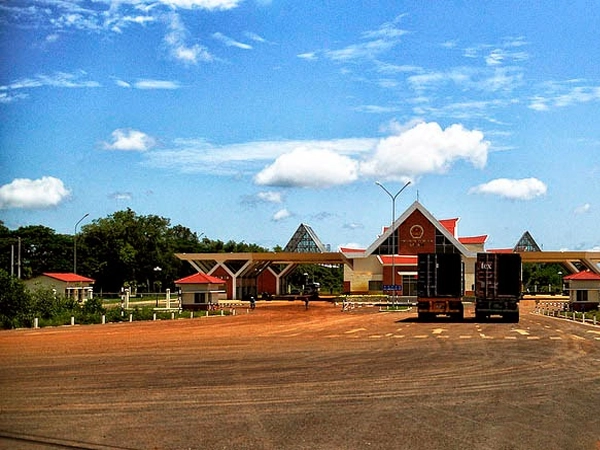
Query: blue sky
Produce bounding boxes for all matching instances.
[1,0,599,252]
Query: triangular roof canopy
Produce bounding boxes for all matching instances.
[364,201,473,257]
[514,231,541,252]
[284,223,327,253]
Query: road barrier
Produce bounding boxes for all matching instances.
[534,306,599,327]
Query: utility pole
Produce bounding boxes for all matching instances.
[375,181,411,302]
[17,237,21,279]
[74,213,89,274]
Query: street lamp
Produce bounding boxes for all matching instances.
[376,181,411,302]
[73,213,89,275]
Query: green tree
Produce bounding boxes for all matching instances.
[79,209,210,292]
[0,269,32,328]
[523,263,565,293]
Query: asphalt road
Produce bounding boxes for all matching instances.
[0,301,599,450]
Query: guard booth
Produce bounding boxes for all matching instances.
[174,273,226,311]
[563,271,600,312]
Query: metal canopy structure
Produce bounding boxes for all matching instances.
[283,223,328,253]
[518,251,600,274]
[514,231,542,252]
[175,252,350,300]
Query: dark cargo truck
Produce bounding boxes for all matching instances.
[417,253,464,320]
[475,253,522,322]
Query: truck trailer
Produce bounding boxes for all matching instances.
[474,253,522,322]
[417,253,464,320]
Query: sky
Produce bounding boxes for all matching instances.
[1,0,599,253]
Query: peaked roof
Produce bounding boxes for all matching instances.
[43,273,95,283]
[284,223,327,253]
[563,270,600,281]
[364,201,473,257]
[514,231,541,252]
[175,272,226,285]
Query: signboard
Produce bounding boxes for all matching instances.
[383,285,403,291]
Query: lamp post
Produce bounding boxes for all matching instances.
[376,181,411,302]
[73,213,89,275]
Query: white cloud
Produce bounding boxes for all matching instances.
[132,79,181,90]
[407,67,523,93]
[144,137,377,175]
[257,191,283,203]
[164,13,214,65]
[212,32,252,50]
[114,78,181,89]
[574,203,591,214]
[159,0,241,9]
[244,32,268,43]
[110,192,133,200]
[103,129,156,151]
[469,178,547,200]
[529,85,600,111]
[302,18,407,64]
[325,38,399,62]
[272,208,291,221]
[360,122,489,181]
[0,177,71,209]
[1,71,100,96]
[254,147,360,188]
[146,123,491,188]
[297,52,317,61]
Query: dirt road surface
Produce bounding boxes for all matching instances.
[1,301,599,450]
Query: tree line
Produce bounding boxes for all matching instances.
[0,208,270,293]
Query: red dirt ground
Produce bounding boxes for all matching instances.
[1,300,599,450]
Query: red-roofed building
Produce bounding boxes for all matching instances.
[341,201,479,295]
[24,272,95,302]
[563,271,600,311]
[458,235,488,253]
[175,273,226,310]
[439,218,459,237]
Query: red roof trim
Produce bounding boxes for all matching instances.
[458,235,488,245]
[340,247,366,253]
[439,218,459,236]
[43,273,95,283]
[563,271,600,281]
[379,255,418,265]
[175,272,225,285]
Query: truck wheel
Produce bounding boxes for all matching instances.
[503,312,519,323]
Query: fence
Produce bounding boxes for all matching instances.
[534,303,599,326]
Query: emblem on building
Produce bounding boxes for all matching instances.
[410,224,424,239]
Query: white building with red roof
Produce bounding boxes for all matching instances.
[24,273,95,302]
[175,272,226,310]
[563,270,600,311]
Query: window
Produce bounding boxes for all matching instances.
[369,280,383,291]
[401,275,418,296]
[576,290,588,302]
[435,229,458,254]
[194,292,206,304]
